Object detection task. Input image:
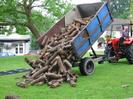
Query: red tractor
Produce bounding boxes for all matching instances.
[104,23,133,64]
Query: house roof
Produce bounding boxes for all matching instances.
[107,18,131,31]
[112,18,131,24]
[0,33,30,42]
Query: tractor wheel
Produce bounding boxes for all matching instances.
[104,45,116,63]
[79,58,95,75]
[126,44,133,64]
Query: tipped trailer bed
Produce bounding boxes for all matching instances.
[38,2,113,75]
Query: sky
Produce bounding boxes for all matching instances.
[72,0,101,4]
[33,0,102,15]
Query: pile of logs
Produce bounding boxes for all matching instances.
[17,17,91,88]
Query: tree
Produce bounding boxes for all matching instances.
[130,0,133,20]
[103,0,131,18]
[0,0,72,38]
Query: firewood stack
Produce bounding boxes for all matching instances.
[17,17,91,88]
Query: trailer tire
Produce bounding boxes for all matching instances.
[79,58,95,75]
[126,44,133,64]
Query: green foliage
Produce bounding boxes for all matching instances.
[31,11,55,33]
[0,0,73,49]
[111,0,130,18]
[102,0,131,18]
[30,35,40,50]
[43,0,73,19]
[130,0,133,20]
[0,0,72,33]
[16,26,28,35]
[0,0,26,24]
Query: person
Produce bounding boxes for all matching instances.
[119,26,129,46]
[105,31,111,43]
[121,27,129,38]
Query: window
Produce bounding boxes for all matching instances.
[16,48,18,54]
[19,48,23,53]
[19,43,23,54]
[15,43,24,54]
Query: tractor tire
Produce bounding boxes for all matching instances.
[79,58,95,75]
[104,45,116,63]
[126,44,133,64]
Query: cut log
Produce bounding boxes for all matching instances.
[41,35,48,46]
[31,75,47,85]
[69,80,76,87]
[74,18,86,25]
[31,66,48,79]
[63,59,72,70]
[45,73,62,79]
[18,17,91,88]
[48,80,61,88]
[46,50,60,65]
[56,56,66,74]
[40,39,49,58]
[25,58,36,69]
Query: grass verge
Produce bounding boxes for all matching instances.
[0,56,133,99]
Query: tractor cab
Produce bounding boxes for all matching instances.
[107,23,133,45]
[104,23,133,64]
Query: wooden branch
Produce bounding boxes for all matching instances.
[31,5,45,9]
[16,10,26,15]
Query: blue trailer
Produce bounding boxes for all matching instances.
[38,1,113,75]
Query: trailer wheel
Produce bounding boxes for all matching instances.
[126,44,133,64]
[79,58,95,75]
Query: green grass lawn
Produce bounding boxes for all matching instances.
[0,56,38,71]
[0,56,133,99]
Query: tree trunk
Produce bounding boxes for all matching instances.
[23,0,40,39]
[27,21,40,39]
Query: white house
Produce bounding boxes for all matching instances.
[0,33,31,55]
